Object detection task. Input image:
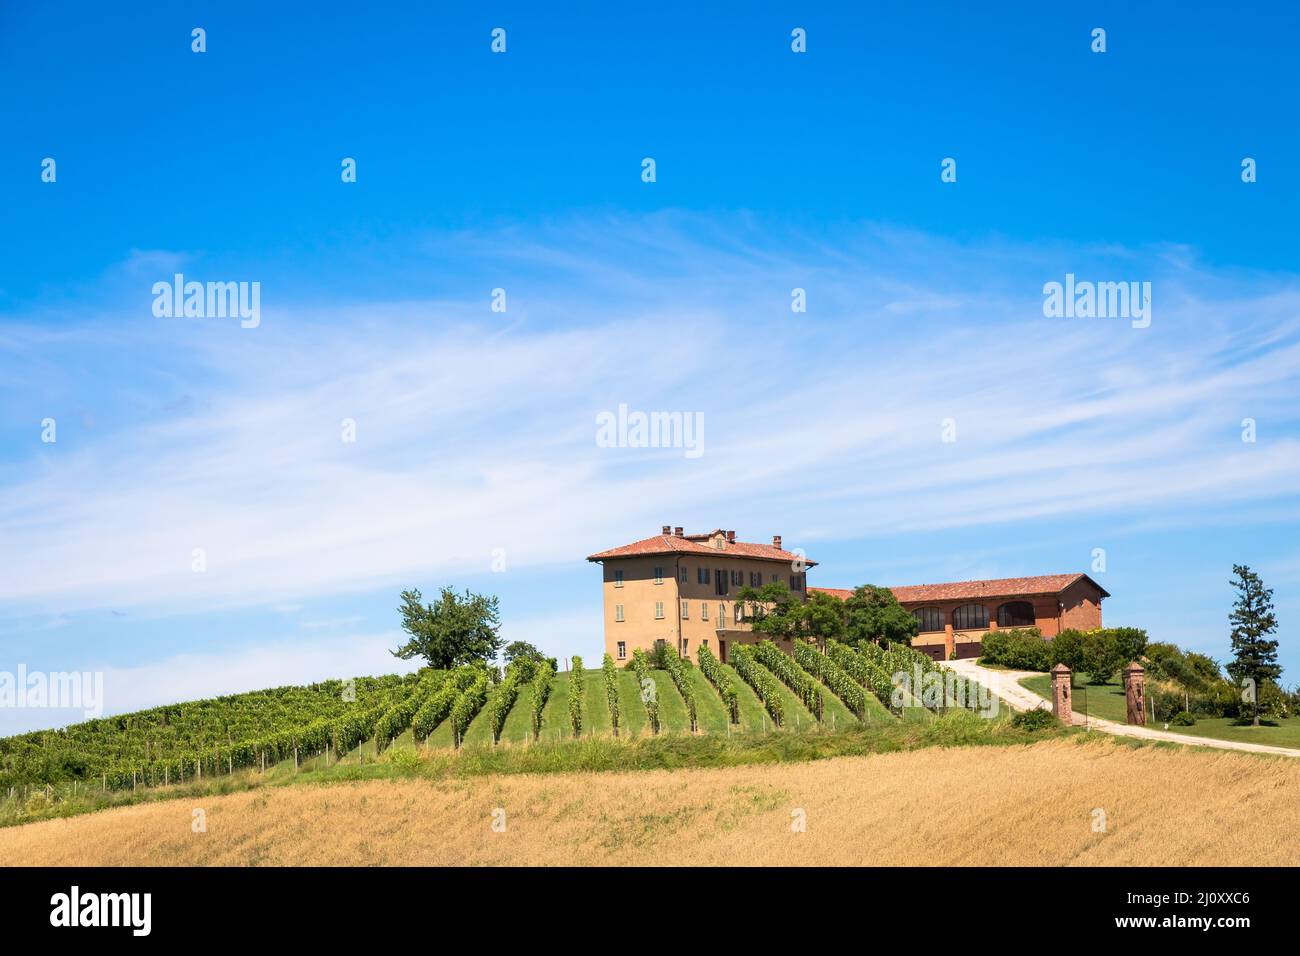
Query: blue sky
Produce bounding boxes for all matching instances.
[2,2,1299,731]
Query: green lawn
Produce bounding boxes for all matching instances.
[718,663,770,732]
[1020,672,1128,723]
[651,668,690,730]
[720,661,819,731]
[1019,672,1300,748]
[686,667,731,733]
[614,668,648,736]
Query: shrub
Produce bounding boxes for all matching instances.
[1049,629,1086,673]
[697,645,739,723]
[980,628,1050,671]
[827,639,894,711]
[1257,679,1291,720]
[631,649,661,734]
[1011,707,1057,731]
[662,646,698,732]
[529,660,555,740]
[730,645,784,727]
[646,642,671,669]
[794,640,866,718]
[568,656,585,737]
[1081,631,1127,684]
[488,664,527,743]
[375,671,443,751]
[1171,711,1197,726]
[381,746,424,776]
[411,667,477,741]
[602,653,620,736]
[450,673,489,747]
[753,640,823,721]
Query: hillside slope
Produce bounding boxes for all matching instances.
[3,740,1297,866]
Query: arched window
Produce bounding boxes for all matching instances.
[997,601,1036,627]
[952,603,989,630]
[913,607,945,632]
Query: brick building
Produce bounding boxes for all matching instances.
[588,526,1107,663]
[811,573,1107,661]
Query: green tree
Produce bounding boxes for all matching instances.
[1110,627,1149,670]
[502,641,544,681]
[843,585,919,647]
[503,640,545,666]
[1226,564,1282,727]
[799,590,847,645]
[392,587,503,669]
[735,581,803,638]
[1081,631,1126,684]
[1049,629,1087,674]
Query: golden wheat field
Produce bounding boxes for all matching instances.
[2,739,1298,866]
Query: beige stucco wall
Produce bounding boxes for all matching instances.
[599,551,1105,664]
[598,545,805,664]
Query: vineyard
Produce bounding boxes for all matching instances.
[0,640,992,802]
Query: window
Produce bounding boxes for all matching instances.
[702,639,709,650]
[913,606,945,633]
[718,603,726,625]
[615,604,625,622]
[750,571,761,587]
[654,601,664,619]
[771,573,779,583]
[997,601,1036,627]
[731,569,742,586]
[697,567,710,585]
[681,600,689,619]
[701,602,709,621]
[789,574,804,591]
[613,569,624,588]
[952,603,989,630]
[654,566,663,585]
[715,570,728,595]
[680,566,688,583]
[735,602,744,622]
[617,641,626,660]
[682,638,689,655]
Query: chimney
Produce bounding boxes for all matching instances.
[662,525,671,535]
[727,530,736,543]
[772,534,782,550]
[673,526,683,536]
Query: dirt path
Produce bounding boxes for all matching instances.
[944,658,1300,758]
[3,740,1299,866]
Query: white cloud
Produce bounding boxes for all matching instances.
[3,214,1300,623]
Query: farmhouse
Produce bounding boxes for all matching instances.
[587,527,1108,663]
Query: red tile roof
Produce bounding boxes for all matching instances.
[811,573,1108,604]
[587,532,816,567]
[809,587,854,600]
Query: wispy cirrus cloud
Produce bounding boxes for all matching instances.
[3,213,1300,623]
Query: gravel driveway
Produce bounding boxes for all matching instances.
[942,657,1300,758]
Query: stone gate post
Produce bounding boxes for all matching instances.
[1123,662,1146,725]
[1050,663,1072,726]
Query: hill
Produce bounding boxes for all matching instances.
[0,641,987,827]
[3,739,1296,866]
